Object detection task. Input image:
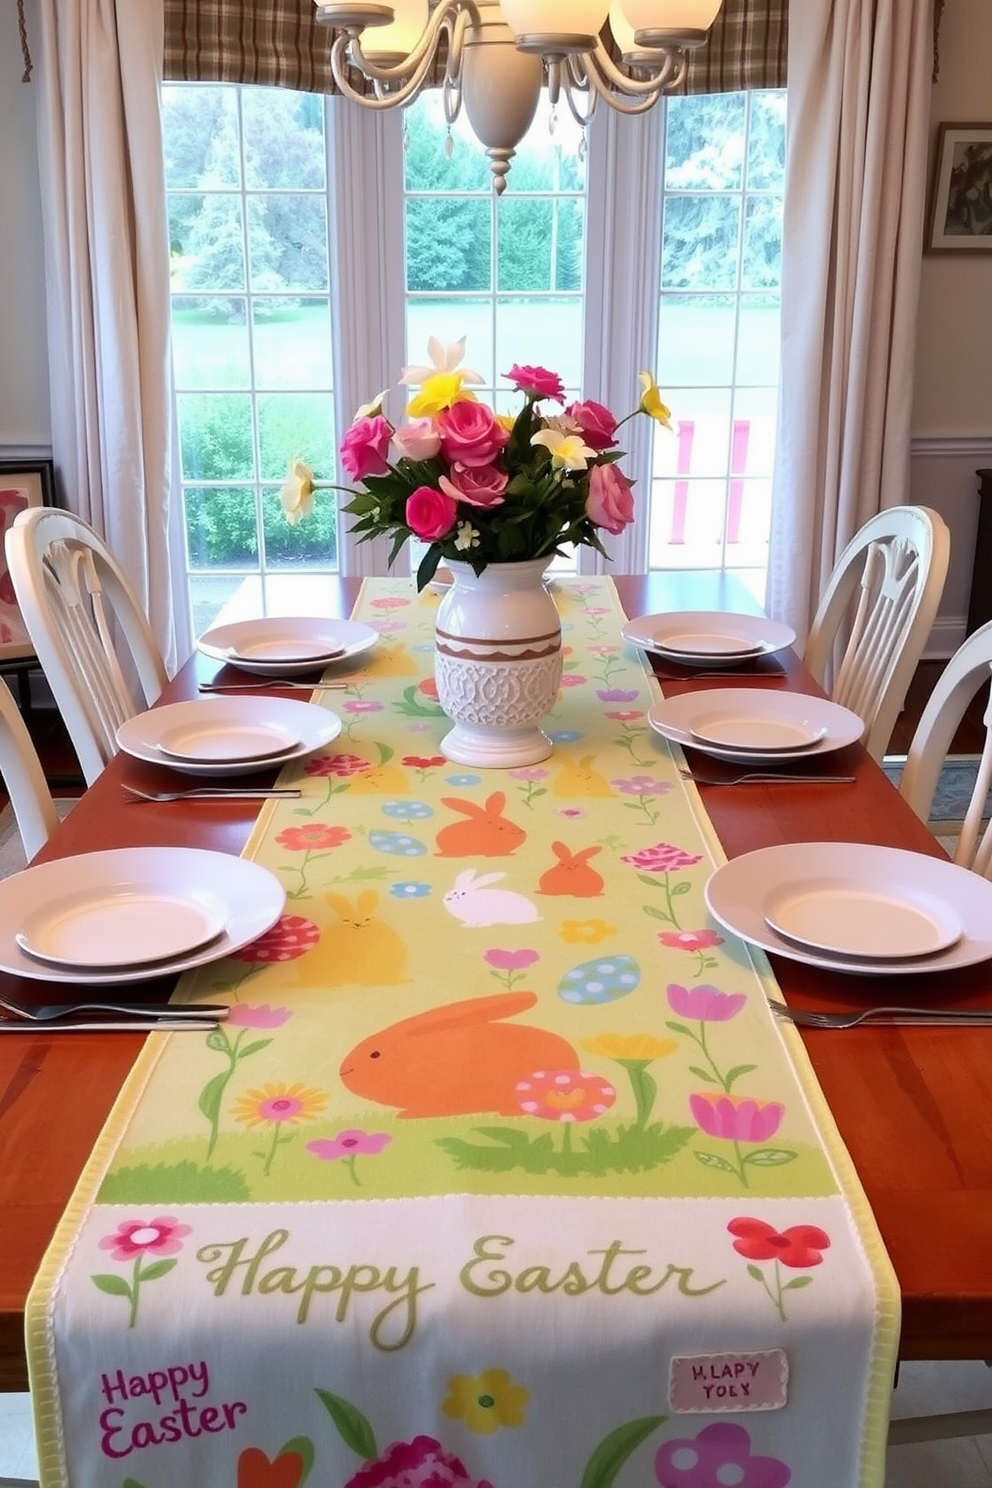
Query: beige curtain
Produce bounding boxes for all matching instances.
[34,0,179,671]
[766,0,935,646]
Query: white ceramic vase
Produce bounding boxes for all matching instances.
[433,558,563,768]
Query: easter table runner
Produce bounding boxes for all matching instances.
[27,576,899,1488]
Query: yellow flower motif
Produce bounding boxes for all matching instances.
[638,370,673,429]
[232,1083,328,1128]
[582,1033,679,1061]
[530,427,597,472]
[280,457,315,526]
[442,1368,530,1434]
[407,371,478,418]
[559,918,618,944]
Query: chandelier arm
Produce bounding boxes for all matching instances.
[582,37,685,102]
[558,64,597,129]
[333,0,478,92]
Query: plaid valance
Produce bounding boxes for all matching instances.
[163,0,787,95]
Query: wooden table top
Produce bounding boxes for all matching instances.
[1,570,990,1391]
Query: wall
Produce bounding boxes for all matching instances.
[1,1,990,650]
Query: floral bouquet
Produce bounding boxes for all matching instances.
[281,338,672,591]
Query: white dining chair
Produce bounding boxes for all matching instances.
[898,618,992,877]
[804,505,951,763]
[0,673,59,864]
[4,508,168,786]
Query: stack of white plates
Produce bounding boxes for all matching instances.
[117,696,342,777]
[705,842,992,976]
[0,847,285,983]
[197,616,377,675]
[649,689,864,764]
[622,610,796,667]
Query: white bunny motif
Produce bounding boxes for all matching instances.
[442,869,540,928]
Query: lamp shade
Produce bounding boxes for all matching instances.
[617,0,721,37]
[361,0,428,58]
[500,0,610,49]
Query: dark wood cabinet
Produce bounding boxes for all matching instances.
[967,468,992,635]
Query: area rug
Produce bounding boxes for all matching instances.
[882,754,990,856]
[0,797,78,877]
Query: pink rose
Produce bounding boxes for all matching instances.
[406,485,458,542]
[340,415,392,481]
[437,401,509,468]
[567,398,618,450]
[586,461,635,533]
[345,1435,494,1488]
[503,363,565,402]
[439,462,508,508]
[393,416,441,461]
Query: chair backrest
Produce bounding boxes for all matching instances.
[5,508,168,785]
[0,673,58,862]
[803,505,950,763]
[900,619,992,877]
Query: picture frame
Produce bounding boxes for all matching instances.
[926,123,992,253]
[0,457,56,662]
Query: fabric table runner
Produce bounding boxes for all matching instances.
[27,576,899,1488]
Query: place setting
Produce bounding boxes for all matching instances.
[621,609,796,677]
[648,687,865,776]
[115,693,343,779]
[704,840,992,979]
[196,615,378,680]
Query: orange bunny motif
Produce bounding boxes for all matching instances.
[339,991,579,1117]
[292,889,408,987]
[537,841,605,897]
[435,791,526,857]
[550,753,614,797]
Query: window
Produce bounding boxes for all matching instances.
[162,81,784,628]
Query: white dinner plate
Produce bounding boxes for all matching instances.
[116,696,341,777]
[197,617,377,676]
[649,689,864,763]
[16,885,227,969]
[0,847,285,984]
[705,842,992,977]
[622,610,796,666]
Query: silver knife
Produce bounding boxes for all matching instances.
[0,1018,221,1033]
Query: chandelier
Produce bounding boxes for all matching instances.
[314,0,724,192]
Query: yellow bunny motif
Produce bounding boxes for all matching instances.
[550,753,614,797]
[292,889,409,986]
[347,743,412,794]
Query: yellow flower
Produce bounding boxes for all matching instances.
[232,1083,328,1128]
[638,370,673,429]
[559,918,617,944]
[400,334,483,388]
[442,1368,530,1434]
[406,371,478,417]
[582,1033,679,1061]
[280,458,315,526]
[530,427,597,472]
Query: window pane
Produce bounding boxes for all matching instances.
[406,198,492,291]
[662,195,742,291]
[184,486,260,569]
[177,393,254,482]
[163,87,240,190]
[252,300,334,389]
[247,194,329,292]
[258,392,336,481]
[262,490,338,569]
[172,296,251,389]
[242,88,326,190]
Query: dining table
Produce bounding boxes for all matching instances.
[3,569,992,1455]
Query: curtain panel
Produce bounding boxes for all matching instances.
[162,0,787,94]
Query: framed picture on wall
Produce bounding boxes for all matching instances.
[926,123,992,252]
[0,457,55,661]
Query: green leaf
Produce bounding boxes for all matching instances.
[783,1275,814,1289]
[693,1150,736,1173]
[746,1263,764,1281]
[687,1065,718,1084]
[238,1038,273,1058]
[280,1436,315,1481]
[205,1030,229,1053]
[742,1147,797,1166]
[198,1071,229,1125]
[672,880,691,895]
[579,1415,667,1488]
[314,1389,378,1459]
[641,904,672,921]
[664,1020,693,1037]
[138,1259,178,1282]
[91,1274,133,1297]
[122,1479,148,1488]
[723,1063,757,1088]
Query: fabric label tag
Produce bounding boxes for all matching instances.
[669,1349,789,1412]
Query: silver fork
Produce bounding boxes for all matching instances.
[0,994,229,1022]
[767,998,992,1028]
[123,785,302,802]
[677,767,855,786]
[199,680,347,693]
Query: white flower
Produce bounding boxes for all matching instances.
[280,458,316,526]
[530,428,598,472]
[400,335,483,388]
[542,412,582,435]
[454,521,481,550]
[354,389,388,420]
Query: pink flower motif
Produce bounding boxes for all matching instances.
[655,1422,791,1488]
[437,401,510,468]
[371,619,406,634]
[305,752,370,778]
[503,363,565,402]
[484,948,540,971]
[660,930,725,955]
[439,462,508,508]
[371,596,411,610]
[406,485,458,541]
[622,843,704,873]
[559,674,586,688]
[343,699,384,714]
[392,416,441,461]
[690,1093,785,1143]
[612,775,671,796]
[517,1069,616,1123]
[556,806,586,819]
[234,914,321,963]
[586,460,635,533]
[308,1128,392,1159]
[340,415,392,481]
[605,710,645,721]
[403,755,447,769]
[344,1435,495,1488]
[565,398,618,449]
[508,768,549,782]
[99,1216,191,1262]
[226,1003,293,1028]
[667,981,743,1020]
